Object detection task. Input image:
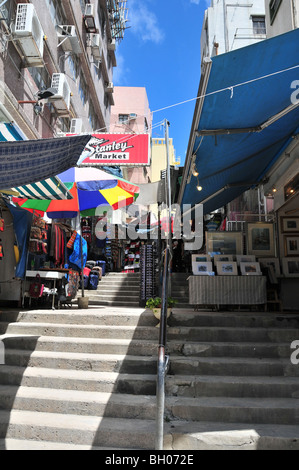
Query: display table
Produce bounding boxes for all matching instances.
[188,275,267,309]
[25,270,68,310]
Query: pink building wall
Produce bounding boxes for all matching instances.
[110,87,152,184]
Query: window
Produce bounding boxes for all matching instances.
[28,67,51,92]
[45,0,67,27]
[252,16,266,35]
[269,0,282,25]
[119,114,129,124]
[79,73,88,105]
[79,0,88,14]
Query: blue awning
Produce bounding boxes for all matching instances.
[0,130,91,188]
[181,29,299,215]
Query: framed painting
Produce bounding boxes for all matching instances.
[206,232,243,256]
[240,262,262,276]
[282,258,299,278]
[213,254,234,263]
[258,258,281,276]
[192,261,214,276]
[281,217,299,233]
[192,254,211,263]
[284,236,299,257]
[246,223,275,257]
[236,255,256,265]
[216,262,238,276]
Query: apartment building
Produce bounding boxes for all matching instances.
[265,0,299,37]
[0,0,127,140]
[201,0,266,61]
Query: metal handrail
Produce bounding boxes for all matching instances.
[155,246,170,450]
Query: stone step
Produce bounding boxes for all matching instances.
[0,410,156,449]
[0,386,157,420]
[0,323,159,340]
[90,293,140,302]
[83,299,141,307]
[3,349,158,374]
[0,439,127,451]
[169,311,299,328]
[0,386,298,425]
[0,366,157,395]
[2,349,298,377]
[2,322,298,342]
[1,335,294,359]
[1,366,299,399]
[1,410,299,450]
[0,310,155,327]
[96,285,141,292]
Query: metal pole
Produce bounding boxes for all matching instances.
[155,119,172,450]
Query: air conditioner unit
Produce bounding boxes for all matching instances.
[57,25,82,55]
[48,73,71,116]
[108,39,116,51]
[130,113,137,120]
[105,82,114,93]
[13,3,45,67]
[84,4,97,33]
[70,118,83,134]
[88,33,102,61]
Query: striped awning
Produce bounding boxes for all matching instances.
[9,176,73,201]
[0,123,73,200]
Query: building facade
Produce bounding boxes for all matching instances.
[265,0,299,37]
[109,86,152,184]
[0,0,127,140]
[201,0,266,62]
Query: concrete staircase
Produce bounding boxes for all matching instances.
[82,272,141,307]
[171,273,190,308]
[0,308,299,449]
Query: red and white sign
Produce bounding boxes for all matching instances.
[75,134,151,167]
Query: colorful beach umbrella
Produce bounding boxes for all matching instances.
[13,168,140,218]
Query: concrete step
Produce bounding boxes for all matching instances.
[1,410,299,450]
[0,309,155,327]
[84,299,141,307]
[2,322,298,342]
[3,349,158,374]
[1,366,299,399]
[0,322,159,340]
[0,410,156,449]
[90,293,140,302]
[1,335,293,359]
[0,386,157,420]
[0,439,128,451]
[0,386,298,426]
[0,366,157,395]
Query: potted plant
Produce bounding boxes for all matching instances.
[146,297,177,326]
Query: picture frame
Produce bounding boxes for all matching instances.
[281,217,299,233]
[258,257,281,276]
[192,254,211,263]
[240,262,262,276]
[284,236,299,257]
[192,261,214,276]
[282,258,299,278]
[213,254,234,263]
[216,261,238,276]
[236,255,256,265]
[246,223,276,257]
[206,232,243,256]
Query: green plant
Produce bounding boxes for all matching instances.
[146,297,177,310]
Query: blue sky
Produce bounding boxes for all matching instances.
[114,0,208,166]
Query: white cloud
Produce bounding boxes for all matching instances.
[129,0,165,44]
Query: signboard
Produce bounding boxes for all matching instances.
[73,133,151,167]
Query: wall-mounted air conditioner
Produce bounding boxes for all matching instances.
[130,113,137,120]
[13,3,45,67]
[48,73,71,116]
[108,39,116,51]
[105,82,114,93]
[57,25,82,55]
[84,4,97,33]
[70,118,83,134]
[88,33,102,61]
